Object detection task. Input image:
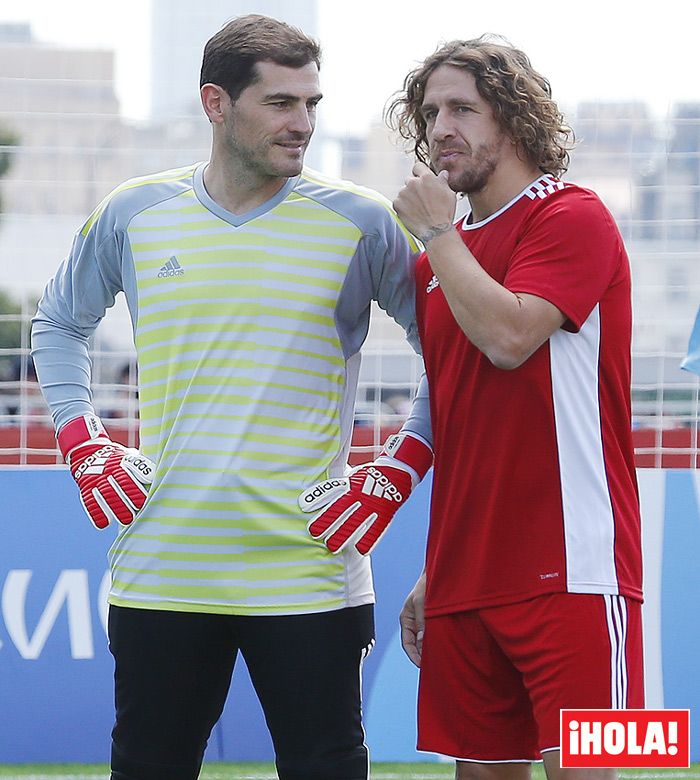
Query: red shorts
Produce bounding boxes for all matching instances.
[417,593,644,761]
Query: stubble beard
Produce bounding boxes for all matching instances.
[226,129,308,182]
[432,137,503,195]
[448,155,497,194]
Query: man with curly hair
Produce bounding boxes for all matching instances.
[388,36,644,780]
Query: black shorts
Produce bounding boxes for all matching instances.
[108,603,375,780]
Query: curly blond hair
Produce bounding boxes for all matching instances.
[386,35,574,177]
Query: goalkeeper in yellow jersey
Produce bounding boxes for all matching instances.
[31,13,433,780]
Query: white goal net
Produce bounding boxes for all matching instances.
[0,28,698,469]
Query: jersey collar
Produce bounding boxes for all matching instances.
[460,174,561,230]
[193,162,299,227]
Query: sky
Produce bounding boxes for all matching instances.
[1,0,699,133]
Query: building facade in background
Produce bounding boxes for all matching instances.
[0,23,129,216]
[151,0,317,119]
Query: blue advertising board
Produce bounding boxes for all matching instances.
[0,469,698,763]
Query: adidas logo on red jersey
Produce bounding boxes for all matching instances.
[426,275,440,293]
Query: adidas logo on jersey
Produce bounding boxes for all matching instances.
[158,256,185,277]
[361,466,403,502]
[427,275,440,293]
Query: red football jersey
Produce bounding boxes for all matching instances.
[416,175,643,617]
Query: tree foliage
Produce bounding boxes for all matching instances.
[0,289,25,381]
[0,126,18,214]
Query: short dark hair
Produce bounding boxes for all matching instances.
[386,35,574,177]
[200,14,322,102]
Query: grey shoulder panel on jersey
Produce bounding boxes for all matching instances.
[295,171,421,358]
[80,164,199,251]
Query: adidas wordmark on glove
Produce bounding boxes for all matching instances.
[58,413,155,529]
[299,431,432,555]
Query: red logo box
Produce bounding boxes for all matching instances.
[560,709,690,768]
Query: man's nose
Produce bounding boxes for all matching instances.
[289,105,314,136]
[430,110,454,142]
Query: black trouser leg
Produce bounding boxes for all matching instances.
[108,606,237,780]
[239,605,375,780]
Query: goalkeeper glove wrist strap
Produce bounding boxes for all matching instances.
[380,431,433,484]
[57,413,109,460]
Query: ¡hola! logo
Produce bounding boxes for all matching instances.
[560,709,690,768]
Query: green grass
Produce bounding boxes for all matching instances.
[0,764,444,779]
[0,765,697,779]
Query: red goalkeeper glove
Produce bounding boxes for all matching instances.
[58,413,155,530]
[299,432,432,555]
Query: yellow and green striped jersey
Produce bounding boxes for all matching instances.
[32,163,424,615]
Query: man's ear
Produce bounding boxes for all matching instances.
[200,83,229,124]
